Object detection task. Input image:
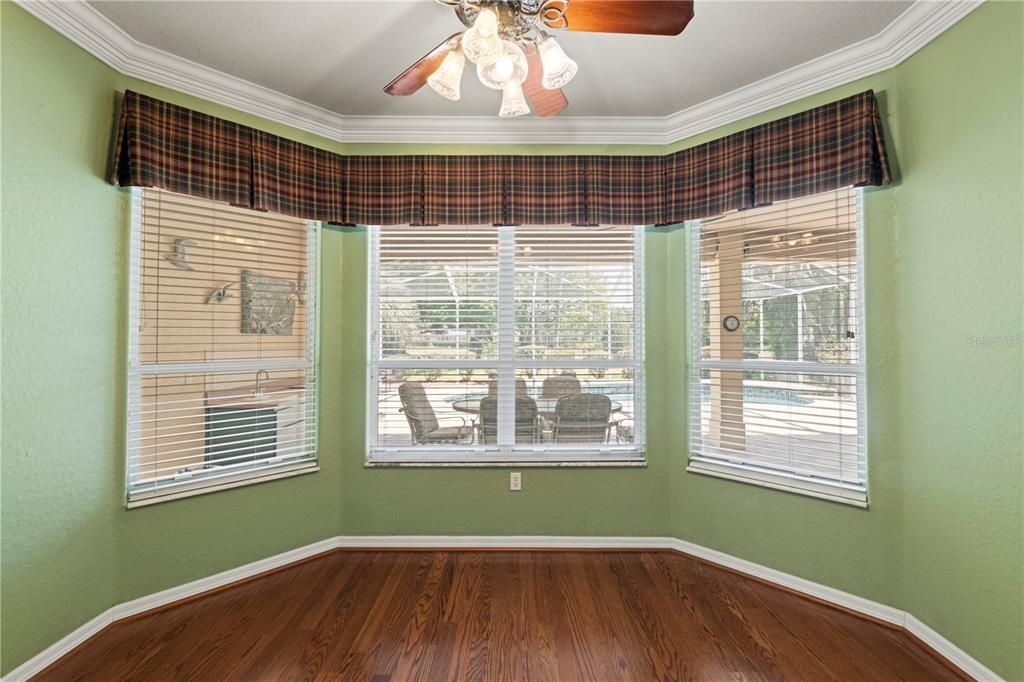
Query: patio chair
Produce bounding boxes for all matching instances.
[538,374,583,434]
[398,382,473,445]
[612,414,635,444]
[552,393,613,444]
[476,396,541,445]
[487,378,529,398]
[541,374,581,400]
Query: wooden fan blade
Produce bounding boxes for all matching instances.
[523,44,568,117]
[561,0,694,35]
[384,33,463,96]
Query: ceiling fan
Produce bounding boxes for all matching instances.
[384,0,695,118]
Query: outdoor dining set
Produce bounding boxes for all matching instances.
[396,375,633,446]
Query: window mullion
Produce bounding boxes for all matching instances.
[126,189,144,492]
[629,226,645,444]
[497,226,516,446]
[368,225,382,453]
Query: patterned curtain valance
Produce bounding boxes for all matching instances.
[112,89,890,226]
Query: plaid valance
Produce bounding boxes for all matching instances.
[112,89,890,226]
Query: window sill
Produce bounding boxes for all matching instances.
[686,460,867,508]
[366,455,646,469]
[126,461,320,508]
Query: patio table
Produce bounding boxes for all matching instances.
[450,397,623,417]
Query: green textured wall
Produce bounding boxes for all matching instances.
[1,6,124,672]
[667,5,1023,679]
[0,6,672,672]
[665,189,906,600]
[2,1,1022,678]
[333,228,672,537]
[893,2,1023,676]
[0,5,347,673]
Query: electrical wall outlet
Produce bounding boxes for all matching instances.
[509,472,522,491]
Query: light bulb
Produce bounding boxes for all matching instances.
[461,8,504,66]
[499,83,530,118]
[493,56,514,82]
[538,36,577,89]
[477,40,527,90]
[427,50,465,101]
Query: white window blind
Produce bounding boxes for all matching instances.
[127,188,319,506]
[369,224,643,462]
[688,187,867,505]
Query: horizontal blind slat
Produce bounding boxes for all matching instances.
[371,224,643,454]
[128,189,318,498]
[690,187,866,497]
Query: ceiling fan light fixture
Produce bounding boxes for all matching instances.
[538,36,578,89]
[477,40,527,90]
[385,0,694,117]
[461,7,504,66]
[499,83,531,117]
[427,50,466,100]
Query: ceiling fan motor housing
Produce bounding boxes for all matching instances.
[452,0,570,34]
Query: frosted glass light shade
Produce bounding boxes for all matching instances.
[427,51,465,101]
[499,84,530,118]
[538,36,577,89]
[461,8,503,66]
[472,6,498,36]
[477,41,527,90]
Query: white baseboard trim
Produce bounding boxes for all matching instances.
[2,536,1002,681]
[904,614,1001,682]
[2,537,339,681]
[667,539,1000,680]
[2,606,118,682]
[333,535,672,550]
[106,537,339,621]
[668,538,906,624]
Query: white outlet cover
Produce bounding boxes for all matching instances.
[510,472,522,491]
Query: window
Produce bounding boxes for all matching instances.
[126,189,319,506]
[369,224,644,463]
[688,188,866,505]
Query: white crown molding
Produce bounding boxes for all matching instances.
[659,0,983,142]
[2,535,1002,681]
[15,0,981,145]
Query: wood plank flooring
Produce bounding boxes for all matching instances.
[36,550,964,681]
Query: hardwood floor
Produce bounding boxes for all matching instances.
[37,550,964,681]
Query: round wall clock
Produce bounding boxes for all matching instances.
[722,315,741,332]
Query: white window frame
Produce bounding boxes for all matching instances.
[125,189,321,507]
[366,225,646,466]
[686,190,868,506]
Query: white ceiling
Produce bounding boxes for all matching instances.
[90,0,911,118]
